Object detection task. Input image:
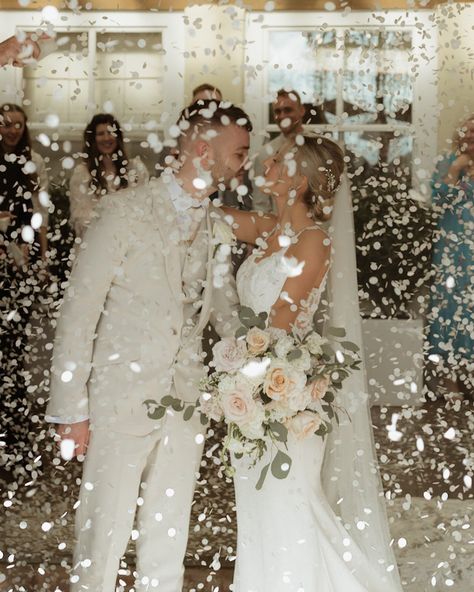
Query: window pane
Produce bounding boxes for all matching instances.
[267,30,340,124]
[23,33,89,125]
[95,33,164,125]
[343,29,413,124]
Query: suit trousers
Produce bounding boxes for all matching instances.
[70,410,205,592]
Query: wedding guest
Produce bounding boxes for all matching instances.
[0,103,49,262]
[251,88,306,213]
[191,83,222,102]
[0,33,42,67]
[0,33,57,68]
[427,114,474,401]
[0,102,49,482]
[69,113,149,238]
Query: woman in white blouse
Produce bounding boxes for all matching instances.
[69,113,149,238]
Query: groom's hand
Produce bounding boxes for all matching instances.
[56,420,90,459]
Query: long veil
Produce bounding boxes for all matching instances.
[322,174,403,590]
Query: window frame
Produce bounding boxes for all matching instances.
[244,10,438,191]
[3,10,185,139]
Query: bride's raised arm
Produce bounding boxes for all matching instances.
[220,205,277,245]
[269,228,330,331]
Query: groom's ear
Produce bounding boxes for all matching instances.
[195,139,213,170]
[196,139,209,157]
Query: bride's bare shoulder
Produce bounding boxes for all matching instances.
[288,226,331,265]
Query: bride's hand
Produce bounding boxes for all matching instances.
[220,206,277,245]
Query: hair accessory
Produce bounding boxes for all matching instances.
[326,169,337,192]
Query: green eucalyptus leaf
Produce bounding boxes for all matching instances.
[256,462,270,490]
[160,395,175,406]
[147,405,166,420]
[321,343,335,357]
[235,325,249,339]
[183,406,195,421]
[287,348,302,361]
[200,412,209,426]
[271,450,292,480]
[323,391,335,403]
[315,422,328,437]
[327,327,346,338]
[268,421,288,443]
[341,341,360,352]
[171,398,185,412]
[239,306,258,328]
[143,399,158,408]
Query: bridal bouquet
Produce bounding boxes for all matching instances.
[146,307,361,489]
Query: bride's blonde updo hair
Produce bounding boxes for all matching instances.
[291,134,345,221]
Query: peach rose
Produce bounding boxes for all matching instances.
[263,362,306,402]
[311,375,331,401]
[286,411,322,440]
[246,327,271,355]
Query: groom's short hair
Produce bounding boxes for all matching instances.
[176,100,252,147]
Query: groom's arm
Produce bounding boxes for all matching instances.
[46,195,130,424]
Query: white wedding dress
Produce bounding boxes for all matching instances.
[232,179,403,592]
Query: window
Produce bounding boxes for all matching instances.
[245,10,437,189]
[245,11,438,317]
[14,11,184,135]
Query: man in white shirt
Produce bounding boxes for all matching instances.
[251,88,306,213]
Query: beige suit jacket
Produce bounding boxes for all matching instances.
[46,176,239,435]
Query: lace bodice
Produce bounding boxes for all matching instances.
[236,226,330,338]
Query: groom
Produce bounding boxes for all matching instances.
[46,101,251,591]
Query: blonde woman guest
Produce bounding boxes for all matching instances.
[70,113,149,238]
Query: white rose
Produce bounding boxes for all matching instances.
[213,219,235,245]
[212,337,247,372]
[274,335,296,359]
[267,326,286,345]
[220,387,257,425]
[199,392,224,422]
[239,403,266,440]
[286,384,312,413]
[217,374,238,395]
[305,332,328,356]
[286,410,322,440]
[246,327,271,355]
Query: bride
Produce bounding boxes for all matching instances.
[220,134,403,592]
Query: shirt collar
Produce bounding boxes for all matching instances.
[162,171,209,213]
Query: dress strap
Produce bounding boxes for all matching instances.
[294,223,328,240]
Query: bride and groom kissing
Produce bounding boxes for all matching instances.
[46,100,403,592]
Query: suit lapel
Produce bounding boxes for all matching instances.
[150,177,183,307]
[188,208,214,340]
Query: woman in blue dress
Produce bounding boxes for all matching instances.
[427,115,474,399]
